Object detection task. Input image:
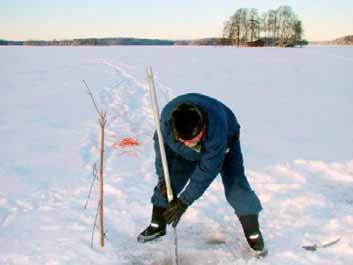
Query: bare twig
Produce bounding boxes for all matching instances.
[84,164,99,209]
[83,80,100,115]
[91,200,101,248]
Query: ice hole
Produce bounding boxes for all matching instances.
[150,251,222,265]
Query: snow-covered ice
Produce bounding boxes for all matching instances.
[0,46,352,265]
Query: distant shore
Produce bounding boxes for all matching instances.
[1,36,352,46]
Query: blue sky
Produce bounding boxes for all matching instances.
[1,0,352,41]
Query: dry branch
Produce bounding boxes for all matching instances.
[83,80,100,115]
[84,163,98,209]
[84,80,107,248]
[91,200,100,248]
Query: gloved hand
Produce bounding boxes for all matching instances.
[163,198,188,227]
[157,180,167,198]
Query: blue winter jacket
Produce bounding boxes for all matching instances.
[154,93,240,205]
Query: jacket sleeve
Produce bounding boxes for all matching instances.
[153,131,176,182]
[179,125,227,205]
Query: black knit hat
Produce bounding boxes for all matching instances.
[171,103,205,140]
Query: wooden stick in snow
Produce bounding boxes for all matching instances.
[99,109,107,247]
[83,80,107,248]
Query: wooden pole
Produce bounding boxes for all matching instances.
[147,67,179,265]
[99,109,107,247]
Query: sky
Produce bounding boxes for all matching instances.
[0,0,352,41]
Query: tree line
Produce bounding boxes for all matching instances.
[1,6,308,47]
[0,38,220,46]
[0,38,175,46]
[223,6,307,47]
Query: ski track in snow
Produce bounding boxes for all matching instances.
[1,53,353,265]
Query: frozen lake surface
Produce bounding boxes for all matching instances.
[0,46,352,265]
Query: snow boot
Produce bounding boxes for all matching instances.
[239,215,267,257]
[137,205,166,243]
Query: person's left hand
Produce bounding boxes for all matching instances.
[163,198,188,227]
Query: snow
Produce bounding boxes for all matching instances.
[0,46,353,265]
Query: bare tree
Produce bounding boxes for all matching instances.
[223,5,304,47]
[223,20,233,41]
[277,6,294,45]
[267,9,278,46]
[233,10,242,46]
[294,20,304,46]
[223,10,242,46]
[239,8,249,45]
[249,8,260,43]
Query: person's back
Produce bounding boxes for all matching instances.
[160,93,240,157]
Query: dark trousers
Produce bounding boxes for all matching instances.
[151,139,262,216]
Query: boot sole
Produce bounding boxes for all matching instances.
[137,230,166,243]
[249,247,268,258]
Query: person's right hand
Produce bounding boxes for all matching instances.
[164,198,188,227]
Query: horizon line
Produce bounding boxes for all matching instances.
[1,35,341,43]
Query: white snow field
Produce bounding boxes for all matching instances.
[0,46,352,265]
